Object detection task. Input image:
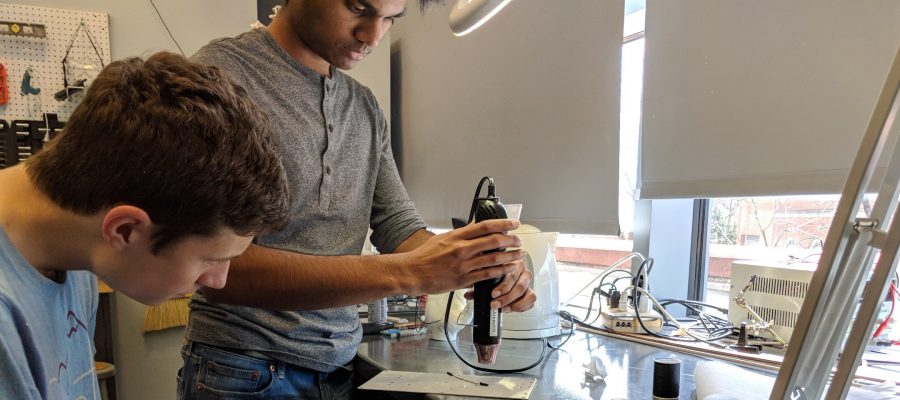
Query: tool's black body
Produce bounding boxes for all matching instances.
[471,184,507,364]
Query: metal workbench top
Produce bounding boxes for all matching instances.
[356,328,712,399]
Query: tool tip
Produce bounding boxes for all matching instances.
[475,344,500,364]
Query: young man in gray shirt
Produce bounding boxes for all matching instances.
[179,0,536,399]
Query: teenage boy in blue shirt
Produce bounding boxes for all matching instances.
[0,52,291,399]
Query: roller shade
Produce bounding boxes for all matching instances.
[391,0,624,234]
[639,0,900,199]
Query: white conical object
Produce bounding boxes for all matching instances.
[449,0,513,36]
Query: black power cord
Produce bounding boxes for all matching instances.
[578,256,734,346]
[442,291,580,373]
[632,292,733,345]
[149,0,185,56]
[548,311,576,350]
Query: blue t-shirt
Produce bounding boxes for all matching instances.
[0,227,99,399]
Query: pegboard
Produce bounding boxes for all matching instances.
[0,3,110,121]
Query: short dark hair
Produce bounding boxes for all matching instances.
[26,52,290,253]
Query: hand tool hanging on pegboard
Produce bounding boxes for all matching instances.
[19,67,43,119]
[0,63,9,106]
[20,67,41,96]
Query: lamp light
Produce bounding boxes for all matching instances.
[449,0,513,36]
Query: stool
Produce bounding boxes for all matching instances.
[94,361,117,400]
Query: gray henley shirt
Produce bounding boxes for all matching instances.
[185,29,426,372]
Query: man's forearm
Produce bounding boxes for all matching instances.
[202,220,528,311]
[202,243,416,310]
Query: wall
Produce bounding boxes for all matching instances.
[632,199,697,316]
[3,2,389,400]
[3,0,391,116]
[4,0,252,59]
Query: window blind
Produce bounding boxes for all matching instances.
[391,0,624,234]
[640,0,900,199]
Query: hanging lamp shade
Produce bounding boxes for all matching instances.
[449,0,514,36]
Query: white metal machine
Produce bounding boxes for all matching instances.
[727,260,816,344]
[772,46,900,399]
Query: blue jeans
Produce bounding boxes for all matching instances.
[177,341,354,400]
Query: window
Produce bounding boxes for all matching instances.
[556,3,645,314]
[704,194,898,345]
[558,0,900,364]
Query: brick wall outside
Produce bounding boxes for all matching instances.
[556,246,784,279]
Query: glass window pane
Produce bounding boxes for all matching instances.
[705,194,896,347]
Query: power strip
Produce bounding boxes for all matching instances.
[601,307,664,334]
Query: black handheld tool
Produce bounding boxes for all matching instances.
[469,177,507,364]
[443,176,549,373]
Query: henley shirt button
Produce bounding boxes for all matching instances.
[325,166,331,174]
[328,124,334,132]
[325,86,330,92]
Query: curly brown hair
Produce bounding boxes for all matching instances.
[26,52,290,253]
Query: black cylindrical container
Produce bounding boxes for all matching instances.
[652,357,681,399]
